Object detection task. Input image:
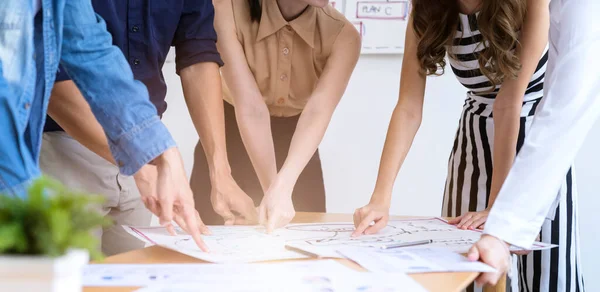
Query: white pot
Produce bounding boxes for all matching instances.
[0,249,89,292]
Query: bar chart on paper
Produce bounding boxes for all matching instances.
[336,0,411,54]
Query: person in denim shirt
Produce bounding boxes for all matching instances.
[0,0,209,251]
[39,0,257,255]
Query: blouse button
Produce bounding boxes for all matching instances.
[277,97,285,105]
[282,47,290,55]
[280,74,288,81]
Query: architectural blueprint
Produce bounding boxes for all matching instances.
[124,225,306,263]
[124,218,555,263]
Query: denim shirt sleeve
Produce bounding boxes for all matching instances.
[59,0,176,175]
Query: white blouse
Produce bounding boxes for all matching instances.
[484,0,600,248]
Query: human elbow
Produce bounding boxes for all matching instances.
[394,105,423,128]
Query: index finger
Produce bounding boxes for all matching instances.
[364,216,388,235]
[353,209,362,228]
[352,213,375,237]
[266,211,278,234]
[447,215,464,225]
[258,205,268,227]
[181,205,210,252]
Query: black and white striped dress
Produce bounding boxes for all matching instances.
[442,13,585,292]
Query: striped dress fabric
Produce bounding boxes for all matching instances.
[441,13,585,292]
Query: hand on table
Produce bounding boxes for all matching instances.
[211,174,258,225]
[467,234,511,286]
[352,201,390,237]
[258,181,295,233]
[133,147,211,252]
[448,209,490,230]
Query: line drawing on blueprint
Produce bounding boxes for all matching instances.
[279,218,469,248]
[172,226,285,256]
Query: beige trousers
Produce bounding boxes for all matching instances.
[39,132,150,256]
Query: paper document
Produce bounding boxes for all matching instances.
[84,260,351,287]
[338,246,496,274]
[133,267,427,292]
[283,218,556,257]
[124,225,306,263]
[124,218,555,263]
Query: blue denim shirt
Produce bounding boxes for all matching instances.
[0,0,176,196]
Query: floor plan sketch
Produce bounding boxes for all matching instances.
[124,218,555,263]
[124,225,306,263]
[280,218,486,256]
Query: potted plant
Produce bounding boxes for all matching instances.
[0,177,110,292]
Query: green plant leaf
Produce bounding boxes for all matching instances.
[0,176,111,258]
[48,208,71,245]
[0,223,26,253]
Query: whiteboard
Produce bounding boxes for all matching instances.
[332,0,410,54]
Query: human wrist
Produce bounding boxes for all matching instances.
[151,147,177,166]
[370,186,392,206]
[134,165,153,180]
[208,157,233,183]
[276,165,300,186]
[267,174,295,198]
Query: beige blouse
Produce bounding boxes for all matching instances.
[220,0,352,117]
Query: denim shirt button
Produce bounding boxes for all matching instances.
[24,103,31,110]
[117,160,124,167]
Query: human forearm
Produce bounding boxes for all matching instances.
[275,107,333,189]
[487,104,521,207]
[371,107,421,204]
[47,81,114,164]
[180,62,230,178]
[235,103,278,192]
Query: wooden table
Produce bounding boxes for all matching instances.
[84,212,481,292]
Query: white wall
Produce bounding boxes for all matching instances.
[161,54,599,290]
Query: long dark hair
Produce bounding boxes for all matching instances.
[249,0,262,22]
[412,0,526,87]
